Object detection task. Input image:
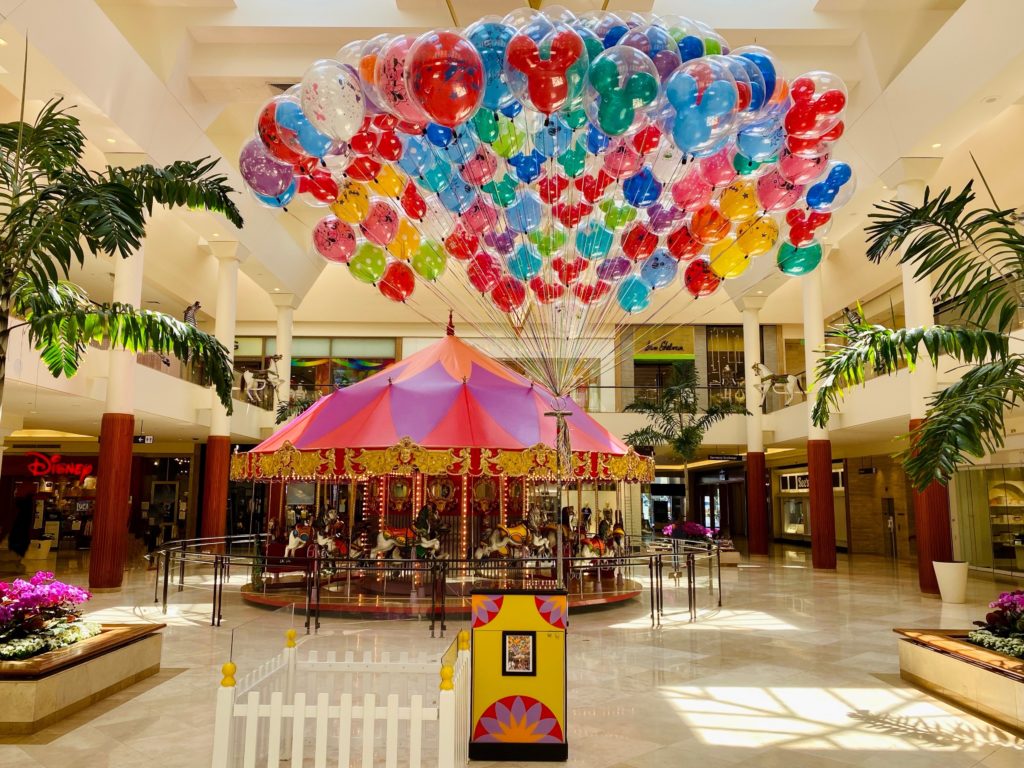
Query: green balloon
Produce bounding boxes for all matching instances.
[777,241,823,276]
[582,36,604,62]
[733,152,768,176]
[557,140,587,178]
[482,174,518,207]
[411,240,447,281]
[472,109,500,144]
[529,229,567,257]
[599,200,638,230]
[590,58,620,94]
[492,120,525,158]
[597,71,659,136]
[348,243,386,284]
[704,38,722,55]
[561,107,588,130]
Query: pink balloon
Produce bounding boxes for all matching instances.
[756,170,805,212]
[603,139,642,179]
[359,200,400,245]
[778,147,830,185]
[460,146,499,185]
[698,146,738,187]
[313,215,357,263]
[374,36,429,124]
[460,198,501,235]
[671,169,713,212]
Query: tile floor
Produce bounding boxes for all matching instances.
[0,549,1021,767]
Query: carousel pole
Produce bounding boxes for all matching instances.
[545,405,572,589]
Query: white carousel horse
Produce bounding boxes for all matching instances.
[239,354,283,405]
[751,362,806,406]
[473,522,548,560]
[369,526,443,560]
[284,522,313,558]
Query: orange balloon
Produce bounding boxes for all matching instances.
[359,54,378,86]
[387,218,421,260]
[690,205,731,245]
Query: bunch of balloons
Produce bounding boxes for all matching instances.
[240,7,855,313]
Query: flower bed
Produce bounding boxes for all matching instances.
[967,590,1024,660]
[0,572,99,661]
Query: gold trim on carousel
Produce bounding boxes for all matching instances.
[229,436,654,483]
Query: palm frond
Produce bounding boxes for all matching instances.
[0,98,86,179]
[865,182,1024,331]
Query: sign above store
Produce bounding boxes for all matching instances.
[708,454,743,462]
[133,435,154,444]
[632,326,696,361]
[25,452,94,483]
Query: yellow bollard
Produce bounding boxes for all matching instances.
[221,661,236,687]
[285,628,296,648]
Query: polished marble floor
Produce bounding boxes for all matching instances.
[0,549,1021,767]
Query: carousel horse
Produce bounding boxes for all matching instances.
[577,535,607,560]
[473,520,548,560]
[315,512,350,558]
[370,525,443,560]
[752,362,805,407]
[284,520,314,558]
[599,512,627,558]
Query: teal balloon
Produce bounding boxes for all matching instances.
[777,241,823,276]
[557,140,587,177]
[562,107,588,129]
[419,160,453,192]
[472,109,501,143]
[507,244,543,280]
[617,276,652,313]
[482,173,518,207]
[590,59,659,136]
[576,223,614,260]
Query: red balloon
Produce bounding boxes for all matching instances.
[376,131,403,161]
[786,209,831,248]
[444,226,478,261]
[690,205,731,245]
[538,173,569,204]
[379,260,416,302]
[553,256,587,286]
[530,276,565,304]
[297,169,338,204]
[787,120,844,156]
[407,32,485,128]
[258,100,305,165]
[574,280,611,305]
[349,129,378,156]
[400,182,427,220]
[467,253,501,293]
[575,172,615,204]
[632,125,662,154]
[346,156,382,181]
[666,225,703,261]
[490,276,527,312]
[622,223,659,261]
[784,77,846,138]
[372,114,399,131]
[553,201,592,229]
[505,30,586,114]
[312,215,356,263]
[684,259,721,298]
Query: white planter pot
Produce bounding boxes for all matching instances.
[932,560,968,604]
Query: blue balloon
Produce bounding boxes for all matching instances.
[640,249,678,289]
[438,178,478,214]
[500,100,523,118]
[418,159,454,193]
[666,72,737,154]
[806,162,853,211]
[254,179,297,208]
[425,123,454,147]
[397,133,435,176]
[467,21,515,111]
[604,25,628,48]
[617,276,652,313]
[534,115,573,159]
[437,130,478,166]
[677,35,705,62]
[275,100,332,158]
[507,243,543,280]
[623,167,663,208]
[506,190,543,234]
[737,121,784,161]
[740,51,777,108]
[508,149,545,184]
[585,123,611,155]
[575,222,614,260]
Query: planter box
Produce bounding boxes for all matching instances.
[0,623,164,734]
[894,628,1024,736]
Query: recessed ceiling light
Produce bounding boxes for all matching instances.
[756,291,764,295]
[931,143,941,149]
[0,39,7,47]
[212,233,220,237]
[273,288,280,292]
[881,185,888,189]
[106,138,116,144]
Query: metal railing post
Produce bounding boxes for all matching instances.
[162,547,171,615]
[178,539,186,592]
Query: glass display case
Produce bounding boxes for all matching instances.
[952,465,1024,573]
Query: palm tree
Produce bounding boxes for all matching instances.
[0,97,243,416]
[812,182,1021,490]
[624,362,741,516]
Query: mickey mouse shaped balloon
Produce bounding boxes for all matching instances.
[585,47,661,137]
[505,25,588,115]
[664,58,739,156]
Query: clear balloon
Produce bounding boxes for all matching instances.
[374,35,429,123]
[505,25,588,115]
[684,258,721,297]
[466,19,516,111]
[312,215,356,263]
[411,240,448,280]
[709,237,750,278]
[300,59,365,142]
[777,241,823,276]
[239,138,295,198]
[408,31,485,127]
[617,275,652,313]
[585,46,661,136]
[387,218,421,260]
[348,242,387,284]
[619,23,682,82]
[491,276,527,312]
[640,249,678,288]
[508,243,544,280]
[664,58,738,155]
[805,161,855,213]
[359,200,400,246]
[379,259,416,302]
[784,71,847,140]
[718,180,759,222]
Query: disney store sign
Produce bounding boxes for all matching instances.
[26,452,94,483]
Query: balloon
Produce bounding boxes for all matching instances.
[348,242,387,284]
[379,260,416,302]
[408,31,484,127]
[684,258,721,297]
[529,228,567,257]
[596,255,632,282]
[777,241,824,276]
[491,276,527,312]
[505,26,588,114]
[734,216,780,257]
[640,249,678,288]
[356,35,393,113]
[467,252,502,292]
[552,256,587,286]
[484,229,516,255]
[620,23,682,82]
[461,198,502,234]
[671,170,714,212]
[709,237,750,278]
[400,181,427,219]
[438,177,478,213]
[253,181,296,209]
[425,122,454,147]
[239,139,295,197]
[530,276,565,303]
[805,161,855,213]
[466,19,516,110]
[368,165,406,198]
[411,240,448,280]
[300,59,365,142]
[575,222,614,259]
[622,223,659,261]
[359,200,400,245]
[586,122,612,154]
[756,170,805,212]
[257,97,307,165]
[617,275,652,313]
[603,139,642,178]
[667,224,703,260]
[538,173,570,203]
[698,145,739,187]
[508,243,544,280]
[733,46,784,108]
[623,167,663,208]
[345,155,382,182]
[738,119,785,161]
[646,202,686,234]
[665,59,738,155]
[508,149,545,183]
[784,72,846,140]
[718,180,759,222]
[585,47,660,136]
[690,205,731,244]
[491,119,526,157]
[576,171,615,203]
[778,147,830,184]
[313,215,357,263]
[296,168,339,204]
[274,98,333,158]
[506,190,543,233]
[387,218,421,260]
[331,180,370,223]
[785,209,831,248]
[374,35,428,123]
[633,124,662,154]
[482,174,518,207]
[600,200,638,230]
[461,146,499,185]
[557,140,588,177]
[444,226,478,260]
[553,201,592,228]
[574,280,612,305]
[534,114,573,157]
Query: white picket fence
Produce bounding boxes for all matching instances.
[212,630,470,768]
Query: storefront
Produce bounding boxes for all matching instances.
[950,464,1024,576]
[771,463,848,550]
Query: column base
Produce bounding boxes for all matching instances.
[746,451,769,555]
[89,413,135,590]
[807,439,837,570]
[909,419,954,595]
[202,436,232,541]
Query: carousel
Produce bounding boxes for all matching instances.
[230,325,654,615]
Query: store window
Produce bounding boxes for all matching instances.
[951,465,1024,575]
[706,326,745,408]
[772,464,847,547]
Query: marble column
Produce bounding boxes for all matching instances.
[803,261,836,569]
[202,242,242,541]
[90,248,143,589]
[741,298,768,554]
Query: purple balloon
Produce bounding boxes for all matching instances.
[596,255,632,282]
[484,229,515,255]
[239,138,295,198]
[646,203,686,234]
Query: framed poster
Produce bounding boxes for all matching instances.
[502,631,536,676]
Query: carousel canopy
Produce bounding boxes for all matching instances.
[231,332,653,483]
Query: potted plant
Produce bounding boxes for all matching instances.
[0,571,97,660]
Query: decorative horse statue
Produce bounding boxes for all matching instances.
[752,362,805,407]
[240,354,283,405]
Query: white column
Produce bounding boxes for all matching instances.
[898,179,937,421]
[271,294,296,407]
[740,299,765,452]
[106,248,144,413]
[802,261,828,441]
[209,243,242,436]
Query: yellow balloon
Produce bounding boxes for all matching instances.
[709,237,751,279]
[331,181,369,223]
[370,166,406,198]
[718,180,759,223]
[387,218,421,260]
[735,216,780,257]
